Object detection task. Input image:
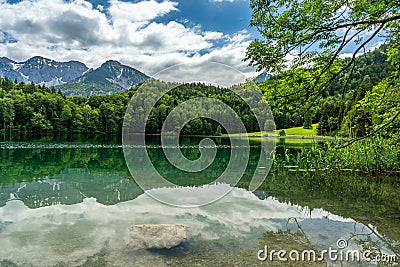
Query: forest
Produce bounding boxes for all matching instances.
[0,44,398,139]
[246,0,400,142]
[0,78,262,135]
[259,45,398,138]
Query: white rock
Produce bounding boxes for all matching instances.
[125,224,187,249]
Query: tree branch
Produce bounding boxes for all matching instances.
[315,14,400,32]
[306,23,385,107]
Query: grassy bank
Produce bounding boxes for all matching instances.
[278,123,318,136]
[226,123,319,137]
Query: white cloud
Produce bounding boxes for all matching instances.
[0,0,256,77]
[133,21,212,52]
[0,0,112,47]
[0,186,362,266]
[203,31,224,40]
[198,31,256,75]
[108,0,178,23]
[97,4,104,12]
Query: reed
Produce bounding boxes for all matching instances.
[275,136,400,176]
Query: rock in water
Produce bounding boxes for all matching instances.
[125,224,187,249]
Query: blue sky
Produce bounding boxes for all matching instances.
[0,0,260,76]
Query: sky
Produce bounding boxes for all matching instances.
[0,0,260,77]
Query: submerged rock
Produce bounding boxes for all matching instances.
[125,224,187,249]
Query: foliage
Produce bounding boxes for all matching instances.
[246,0,399,74]
[303,110,312,129]
[0,43,396,138]
[356,76,400,137]
[247,0,400,137]
[257,46,394,137]
[56,82,125,96]
[0,78,265,135]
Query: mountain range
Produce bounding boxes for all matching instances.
[0,56,271,96]
[255,72,271,83]
[0,56,150,96]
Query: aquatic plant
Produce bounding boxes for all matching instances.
[275,136,400,176]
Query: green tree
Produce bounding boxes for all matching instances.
[246,0,400,137]
[317,97,340,136]
[99,102,115,132]
[31,112,52,132]
[303,110,312,129]
[0,98,14,133]
[60,104,73,132]
[82,104,99,133]
[246,0,400,74]
[358,77,400,138]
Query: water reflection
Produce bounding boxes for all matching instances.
[0,186,397,266]
[0,136,268,207]
[0,136,399,266]
[0,171,142,208]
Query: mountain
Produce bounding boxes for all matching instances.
[0,56,88,87]
[0,56,150,96]
[58,60,150,96]
[0,57,23,82]
[255,72,271,83]
[76,60,149,90]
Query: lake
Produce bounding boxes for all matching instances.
[0,135,399,266]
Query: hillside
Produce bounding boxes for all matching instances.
[258,45,395,138]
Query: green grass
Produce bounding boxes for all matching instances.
[226,123,320,137]
[227,132,264,137]
[278,123,318,136]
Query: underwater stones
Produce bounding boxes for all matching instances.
[125,224,187,249]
